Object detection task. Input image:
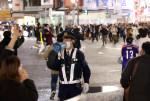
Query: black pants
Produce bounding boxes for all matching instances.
[109,33,113,42]
[92,33,98,42]
[59,83,82,101]
[102,35,107,46]
[123,35,126,43]
[28,30,31,37]
[117,32,120,41]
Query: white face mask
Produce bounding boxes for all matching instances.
[66,42,71,48]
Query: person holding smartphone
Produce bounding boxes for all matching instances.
[0,25,38,101]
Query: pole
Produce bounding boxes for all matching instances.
[72,4,75,25]
[45,8,46,24]
[77,0,79,26]
[114,0,117,14]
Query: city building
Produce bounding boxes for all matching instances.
[1,0,150,26]
[0,0,12,21]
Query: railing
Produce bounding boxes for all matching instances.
[25,6,43,11]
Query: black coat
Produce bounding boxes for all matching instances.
[0,36,24,56]
[90,24,100,34]
[0,49,14,69]
[0,79,38,101]
[52,49,91,83]
[0,49,38,101]
[101,28,108,35]
[121,55,150,101]
[36,31,45,42]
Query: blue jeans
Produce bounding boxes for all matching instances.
[51,74,59,91]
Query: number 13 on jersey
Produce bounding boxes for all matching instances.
[126,50,133,59]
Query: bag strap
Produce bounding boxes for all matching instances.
[131,57,140,82]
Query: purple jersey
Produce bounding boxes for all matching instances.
[121,44,139,70]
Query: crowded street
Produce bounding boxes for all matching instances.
[1,0,150,101]
[0,34,124,101]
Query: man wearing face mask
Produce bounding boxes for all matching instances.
[51,31,91,101]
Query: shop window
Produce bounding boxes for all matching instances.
[29,0,41,6]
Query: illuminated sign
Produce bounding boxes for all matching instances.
[95,0,113,7]
[122,0,126,6]
[83,0,132,10]
[0,10,10,14]
[0,14,11,17]
[102,0,109,6]
[15,0,20,6]
[0,10,11,21]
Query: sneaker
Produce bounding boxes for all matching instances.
[31,45,39,49]
[50,91,56,100]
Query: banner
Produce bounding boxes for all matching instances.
[15,0,20,6]
[0,10,10,14]
[83,0,133,10]
[83,0,114,10]
[122,0,126,6]
[0,10,11,21]
[0,14,11,17]
[0,18,10,21]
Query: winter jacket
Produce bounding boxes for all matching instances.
[0,79,38,101]
[121,55,150,101]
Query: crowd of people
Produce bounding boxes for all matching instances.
[33,22,150,48]
[1,21,150,101]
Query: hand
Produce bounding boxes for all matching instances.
[20,69,28,82]
[13,25,23,39]
[82,83,89,93]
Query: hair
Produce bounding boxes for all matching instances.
[136,35,140,40]
[139,28,147,38]
[3,31,11,38]
[45,24,48,27]
[38,27,42,30]
[37,22,40,27]
[126,37,133,44]
[0,56,21,82]
[142,42,150,55]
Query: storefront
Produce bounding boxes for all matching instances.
[80,0,135,24]
[38,10,65,28]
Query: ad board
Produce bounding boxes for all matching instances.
[83,0,133,10]
[0,10,11,21]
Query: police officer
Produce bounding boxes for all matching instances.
[50,31,91,101]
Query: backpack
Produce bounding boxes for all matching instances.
[47,50,57,70]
